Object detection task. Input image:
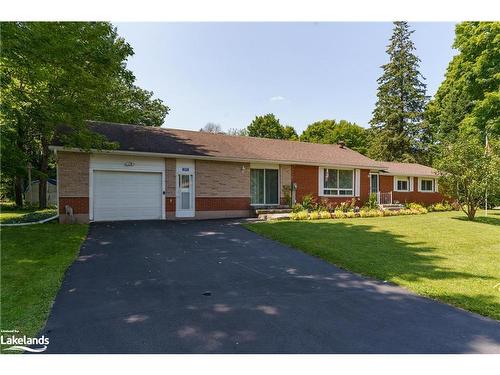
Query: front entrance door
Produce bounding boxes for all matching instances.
[370,174,379,194]
[176,172,194,217]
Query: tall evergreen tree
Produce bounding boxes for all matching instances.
[368,22,428,162]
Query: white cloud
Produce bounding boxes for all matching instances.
[269,96,286,102]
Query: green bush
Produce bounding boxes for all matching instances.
[333,210,345,219]
[406,202,428,214]
[345,211,356,218]
[309,211,320,220]
[293,210,309,220]
[319,211,331,219]
[430,202,454,212]
[301,194,316,211]
[365,193,378,209]
[292,203,305,213]
[359,209,368,218]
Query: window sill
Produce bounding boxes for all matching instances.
[250,204,280,207]
[319,195,356,198]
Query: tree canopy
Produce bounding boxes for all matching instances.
[435,134,500,220]
[368,21,429,163]
[426,22,500,145]
[300,119,369,154]
[246,114,298,140]
[0,22,169,207]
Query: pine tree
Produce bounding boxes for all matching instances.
[368,22,428,162]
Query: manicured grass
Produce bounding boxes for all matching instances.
[244,211,500,320]
[1,223,88,345]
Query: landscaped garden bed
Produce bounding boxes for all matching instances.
[283,194,455,221]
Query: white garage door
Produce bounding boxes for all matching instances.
[93,171,162,221]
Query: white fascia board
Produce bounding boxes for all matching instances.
[380,172,439,178]
[49,146,383,170]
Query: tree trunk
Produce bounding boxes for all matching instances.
[467,204,477,220]
[14,175,23,207]
[39,140,49,209]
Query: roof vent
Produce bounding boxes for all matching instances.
[338,140,346,149]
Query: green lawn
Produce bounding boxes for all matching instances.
[1,223,88,345]
[244,211,500,320]
[0,203,58,224]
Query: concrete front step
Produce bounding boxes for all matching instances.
[379,204,405,211]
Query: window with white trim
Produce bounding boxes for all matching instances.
[395,176,411,192]
[321,168,354,196]
[420,178,434,192]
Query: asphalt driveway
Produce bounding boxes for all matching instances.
[40,219,500,353]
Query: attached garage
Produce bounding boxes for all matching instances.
[89,154,166,222]
[93,171,162,221]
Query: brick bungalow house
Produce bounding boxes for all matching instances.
[51,121,443,223]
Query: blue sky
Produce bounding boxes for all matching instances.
[115,22,456,133]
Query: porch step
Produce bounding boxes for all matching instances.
[257,213,291,220]
[254,208,292,215]
[379,203,404,211]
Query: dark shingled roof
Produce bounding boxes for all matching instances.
[53,121,386,169]
[380,161,439,177]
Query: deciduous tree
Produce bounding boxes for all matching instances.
[246,114,297,140]
[435,134,500,220]
[0,22,169,207]
[426,22,500,146]
[300,119,369,154]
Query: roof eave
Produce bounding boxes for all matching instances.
[49,146,384,170]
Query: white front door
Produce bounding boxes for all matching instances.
[176,172,194,217]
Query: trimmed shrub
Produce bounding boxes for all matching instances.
[292,203,305,213]
[345,211,356,218]
[309,211,320,220]
[319,211,331,219]
[430,202,454,212]
[334,210,345,219]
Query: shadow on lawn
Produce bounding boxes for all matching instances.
[454,211,500,226]
[254,220,494,284]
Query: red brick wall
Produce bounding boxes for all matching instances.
[291,165,371,206]
[196,197,251,211]
[379,175,444,205]
[59,197,89,214]
[359,169,370,202]
[166,197,176,212]
[379,175,393,194]
[291,165,319,202]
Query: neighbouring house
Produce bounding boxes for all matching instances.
[24,178,58,206]
[50,121,444,223]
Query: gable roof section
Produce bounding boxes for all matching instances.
[53,121,385,169]
[380,161,438,177]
